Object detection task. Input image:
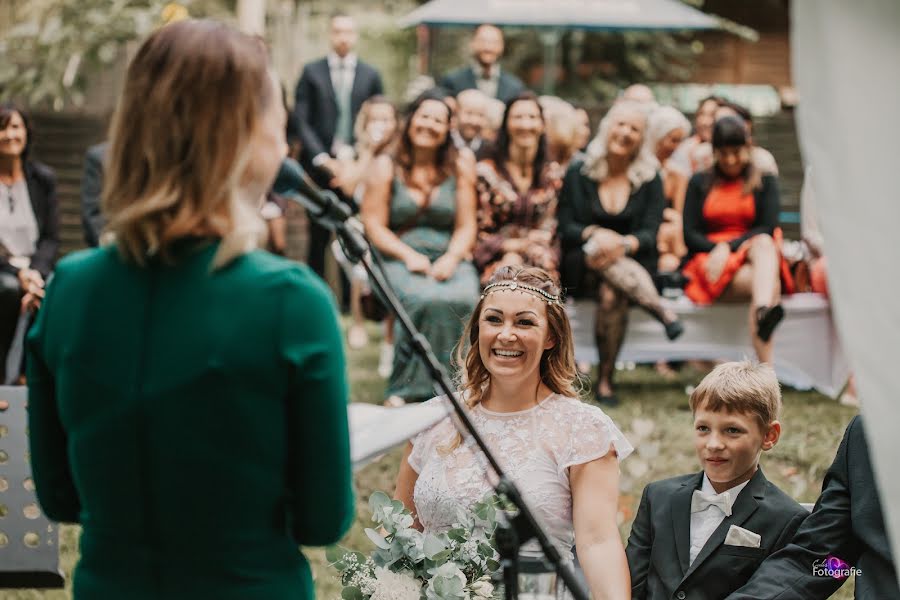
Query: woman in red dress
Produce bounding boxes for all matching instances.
[682,116,793,363]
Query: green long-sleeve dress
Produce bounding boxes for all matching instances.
[26,240,354,599]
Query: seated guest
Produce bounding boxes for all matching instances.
[715,101,779,176]
[361,90,479,405]
[81,142,107,247]
[451,89,489,157]
[558,101,683,406]
[669,95,721,176]
[440,24,525,103]
[26,21,354,598]
[727,416,900,599]
[0,102,59,382]
[572,106,592,161]
[538,95,580,168]
[682,116,794,364]
[335,96,399,350]
[626,361,809,600]
[620,83,657,106]
[645,105,692,272]
[474,92,564,285]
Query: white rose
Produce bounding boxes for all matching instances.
[470,578,494,598]
[370,567,422,600]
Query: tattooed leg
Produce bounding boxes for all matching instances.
[601,257,679,326]
[594,282,629,396]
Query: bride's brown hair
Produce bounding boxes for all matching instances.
[454,266,582,409]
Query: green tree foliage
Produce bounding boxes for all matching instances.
[0,0,232,110]
[0,0,166,109]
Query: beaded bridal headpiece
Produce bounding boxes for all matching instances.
[480,279,562,305]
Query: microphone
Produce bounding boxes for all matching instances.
[271,157,354,227]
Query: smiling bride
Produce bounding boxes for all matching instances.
[393,266,634,599]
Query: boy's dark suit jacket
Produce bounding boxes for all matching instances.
[727,416,900,599]
[439,66,525,103]
[292,57,383,169]
[626,468,809,600]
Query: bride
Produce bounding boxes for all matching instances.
[394,266,633,599]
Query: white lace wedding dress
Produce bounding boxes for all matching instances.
[408,393,633,560]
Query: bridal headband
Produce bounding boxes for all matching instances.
[480,280,561,305]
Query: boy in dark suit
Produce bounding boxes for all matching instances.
[626,361,809,600]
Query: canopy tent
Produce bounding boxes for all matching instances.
[399,0,719,30]
[399,0,721,93]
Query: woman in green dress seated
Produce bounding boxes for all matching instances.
[361,90,480,405]
[26,20,354,599]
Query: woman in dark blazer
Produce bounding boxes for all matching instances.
[0,102,59,381]
[26,21,354,599]
[558,101,683,406]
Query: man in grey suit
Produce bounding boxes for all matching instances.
[293,12,383,279]
[440,24,525,104]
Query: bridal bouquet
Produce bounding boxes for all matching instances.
[327,491,502,600]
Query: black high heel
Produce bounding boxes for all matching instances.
[756,304,785,342]
[665,319,685,341]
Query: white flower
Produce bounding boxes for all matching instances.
[370,567,422,600]
[469,578,494,599]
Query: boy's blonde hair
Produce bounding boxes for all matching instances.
[689,361,782,428]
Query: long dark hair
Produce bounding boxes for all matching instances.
[706,115,762,193]
[394,88,457,181]
[490,91,548,188]
[0,102,34,160]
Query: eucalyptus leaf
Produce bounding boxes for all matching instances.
[341,586,364,600]
[365,528,392,550]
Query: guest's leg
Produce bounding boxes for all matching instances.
[747,234,781,309]
[601,257,679,327]
[594,282,629,400]
[0,273,22,382]
[306,220,330,278]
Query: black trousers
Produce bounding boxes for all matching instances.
[302,161,356,309]
[0,272,22,382]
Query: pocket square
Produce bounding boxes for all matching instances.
[724,524,761,548]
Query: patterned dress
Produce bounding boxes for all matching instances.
[474,160,564,285]
[382,176,480,401]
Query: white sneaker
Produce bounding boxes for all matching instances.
[377,342,394,379]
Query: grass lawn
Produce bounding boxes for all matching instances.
[1,320,857,599]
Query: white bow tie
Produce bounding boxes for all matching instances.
[691,489,733,516]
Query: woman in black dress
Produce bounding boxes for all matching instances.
[558,101,683,405]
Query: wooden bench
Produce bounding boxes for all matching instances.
[568,293,849,398]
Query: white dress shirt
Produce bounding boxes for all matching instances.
[471,60,501,99]
[313,53,359,166]
[0,180,39,270]
[689,474,750,564]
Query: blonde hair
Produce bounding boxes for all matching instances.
[689,360,782,428]
[102,19,273,268]
[353,96,397,156]
[581,101,658,188]
[645,105,691,160]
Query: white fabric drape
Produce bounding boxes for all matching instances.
[792,0,900,583]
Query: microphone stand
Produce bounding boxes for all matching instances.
[282,182,589,600]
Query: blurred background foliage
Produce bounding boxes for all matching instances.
[0,0,720,112]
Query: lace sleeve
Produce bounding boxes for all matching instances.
[555,401,634,474]
[407,396,453,473]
